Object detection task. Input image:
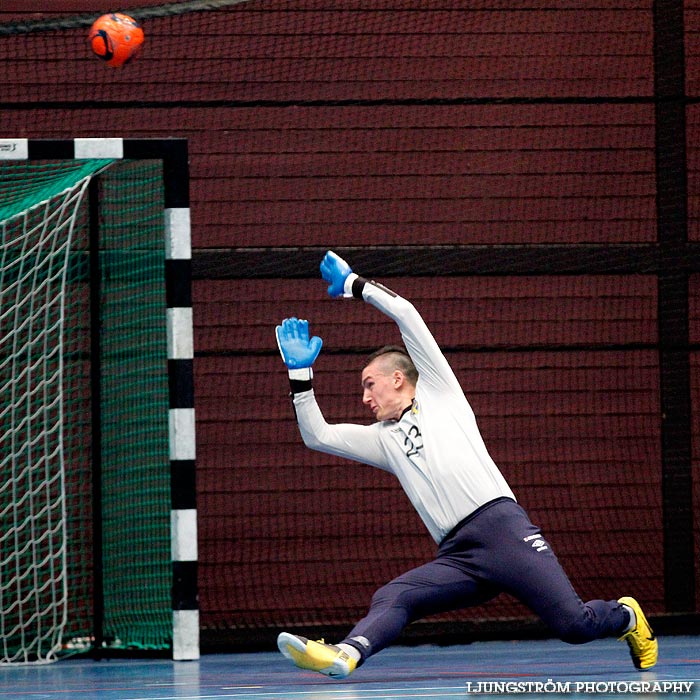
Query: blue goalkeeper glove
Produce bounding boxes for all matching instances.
[275,317,323,370]
[320,250,353,298]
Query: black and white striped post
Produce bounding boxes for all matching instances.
[158,139,200,661]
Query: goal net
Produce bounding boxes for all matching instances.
[0,144,193,663]
[0,160,102,663]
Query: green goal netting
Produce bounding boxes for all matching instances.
[0,158,171,663]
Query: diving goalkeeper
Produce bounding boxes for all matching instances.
[275,250,657,679]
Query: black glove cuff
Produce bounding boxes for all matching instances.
[351,276,367,299]
[289,378,313,394]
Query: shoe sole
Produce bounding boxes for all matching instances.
[277,632,305,662]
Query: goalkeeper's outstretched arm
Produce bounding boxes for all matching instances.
[320,251,463,397]
[275,316,388,470]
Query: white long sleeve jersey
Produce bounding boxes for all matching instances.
[292,277,516,544]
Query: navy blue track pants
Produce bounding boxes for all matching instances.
[342,497,628,662]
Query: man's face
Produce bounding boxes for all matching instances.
[361,359,405,422]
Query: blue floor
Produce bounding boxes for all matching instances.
[1,636,698,700]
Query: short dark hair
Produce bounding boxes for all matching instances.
[364,345,418,386]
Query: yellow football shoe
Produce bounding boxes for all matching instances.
[277,632,357,679]
[618,596,658,670]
